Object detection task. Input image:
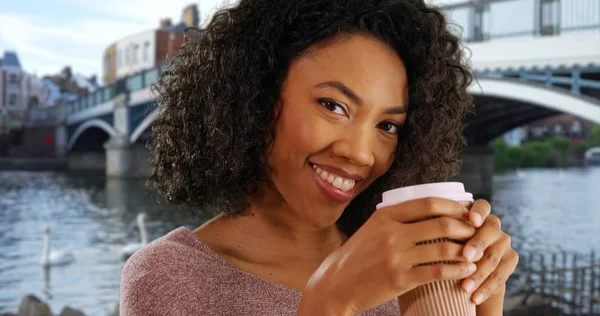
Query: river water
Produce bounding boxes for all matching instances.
[1,168,599,315]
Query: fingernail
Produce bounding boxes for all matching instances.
[473,293,484,305]
[463,279,476,293]
[471,212,482,226]
[464,246,477,262]
[467,263,477,273]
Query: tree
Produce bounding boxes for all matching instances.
[521,141,553,167]
[579,125,600,153]
[591,124,600,142]
[549,137,571,167]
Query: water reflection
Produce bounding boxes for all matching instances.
[42,266,52,302]
[0,171,204,315]
[492,167,600,255]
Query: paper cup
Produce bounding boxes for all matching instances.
[377,182,476,316]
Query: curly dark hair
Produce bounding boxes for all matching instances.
[148,0,474,237]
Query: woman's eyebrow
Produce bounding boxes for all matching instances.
[315,81,363,105]
[315,80,407,114]
[385,107,407,115]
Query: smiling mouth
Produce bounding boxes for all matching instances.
[308,163,360,204]
[311,164,356,191]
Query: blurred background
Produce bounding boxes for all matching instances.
[0,0,599,315]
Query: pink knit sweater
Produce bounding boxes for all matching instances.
[120,227,399,315]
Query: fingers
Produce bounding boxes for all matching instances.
[404,241,466,266]
[461,236,507,297]
[410,262,477,288]
[468,199,491,228]
[463,240,518,304]
[462,215,502,262]
[406,216,476,244]
[380,197,469,223]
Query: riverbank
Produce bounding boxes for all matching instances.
[492,134,600,171]
[2,295,118,316]
[0,157,67,171]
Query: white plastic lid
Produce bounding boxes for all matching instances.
[376,182,473,210]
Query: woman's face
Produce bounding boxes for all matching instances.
[265,34,409,228]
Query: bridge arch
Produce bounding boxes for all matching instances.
[130,108,159,144]
[465,78,600,145]
[67,119,117,151]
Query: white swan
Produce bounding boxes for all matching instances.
[121,212,148,260]
[41,226,75,267]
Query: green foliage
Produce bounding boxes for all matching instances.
[548,137,571,167]
[549,137,571,153]
[506,147,523,168]
[579,140,600,152]
[493,125,600,171]
[492,136,573,171]
[491,137,507,151]
[576,125,600,153]
[520,141,553,167]
[491,138,511,171]
[591,125,600,142]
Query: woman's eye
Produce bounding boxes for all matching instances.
[318,99,346,116]
[378,121,401,135]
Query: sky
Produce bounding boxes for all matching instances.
[0,0,226,81]
[0,0,466,83]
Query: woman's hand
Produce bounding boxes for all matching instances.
[460,200,519,309]
[298,197,480,315]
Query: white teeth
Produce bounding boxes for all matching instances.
[332,177,344,189]
[312,164,357,192]
[342,179,352,191]
[320,170,329,181]
[327,174,335,183]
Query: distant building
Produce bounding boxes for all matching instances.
[0,51,24,112]
[0,51,62,112]
[503,127,526,147]
[103,43,117,85]
[0,51,81,133]
[43,66,99,97]
[182,4,200,28]
[102,4,200,84]
[525,114,595,140]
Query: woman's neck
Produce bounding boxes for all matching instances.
[238,207,344,262]
[196,206,346,268]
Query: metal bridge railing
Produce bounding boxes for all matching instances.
[441,0,600,43]
[66,66,161,117]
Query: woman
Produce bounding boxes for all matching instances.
[120,0,518,315]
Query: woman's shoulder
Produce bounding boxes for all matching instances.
[122,226,222,276]
[120,226,227,315]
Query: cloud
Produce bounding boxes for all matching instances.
[0,12,159,78]
[0,0,227,79]
[62,0,223,25]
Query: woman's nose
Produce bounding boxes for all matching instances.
[331,128,375,167]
